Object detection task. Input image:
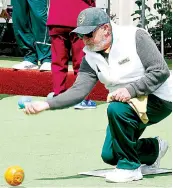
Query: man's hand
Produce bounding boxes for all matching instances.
[0,9,10,19]
[107,88,131,103]
[23,101,50,115]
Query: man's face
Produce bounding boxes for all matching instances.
[83,24,112,52]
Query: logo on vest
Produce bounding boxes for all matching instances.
[118,57,130,65]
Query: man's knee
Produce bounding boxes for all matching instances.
[107,102,126,118]
[101,151,116,165]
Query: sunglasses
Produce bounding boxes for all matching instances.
[77,24,104,39]
[77,30,95,39]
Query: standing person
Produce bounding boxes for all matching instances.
[0,0,9,19]
[47,0,96,109]
[23,8,172,183]
[11,0,51,71]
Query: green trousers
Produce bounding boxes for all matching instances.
[101,94,172,170]
[11,0,51,64]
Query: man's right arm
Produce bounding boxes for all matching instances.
[47,57,98,109]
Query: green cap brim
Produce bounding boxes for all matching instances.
[71,26,98,34]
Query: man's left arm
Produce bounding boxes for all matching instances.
[125,29,170,98]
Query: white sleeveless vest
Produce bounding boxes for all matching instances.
[83,22,172,102]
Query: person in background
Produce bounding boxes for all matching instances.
[11,0,51,71]
[23,8,172,183]
[46,0,96,109]
[0,0,9,19]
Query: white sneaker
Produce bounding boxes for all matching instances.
[105,167,143,183]
[47,92,55,99]
[141,137,168,174]
[39,62,51,71]
[12,61,39,70]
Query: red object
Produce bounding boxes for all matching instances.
[47,0,95,27]
[0,68,108,101]
[47,0,96,95]
[50,28,85,94]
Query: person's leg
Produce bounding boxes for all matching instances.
[104,97,171,182]
[136,94,172,165]
[102,94,172,168]
[28,0,51,65]
[50,27,71,95]
[11,0,37,64]
[101,125,118,166]
[105,102,142,169]
[70,33,85,75]
[104,102,144,182]
[102,125,159,167]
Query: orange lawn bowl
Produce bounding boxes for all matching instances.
[4,166,24,186]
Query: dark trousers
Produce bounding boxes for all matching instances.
[49,27,85,95]
[11,0,51,64]
[101,94,172,170]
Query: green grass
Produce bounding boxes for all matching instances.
[165,58,172,69]
[0,56,22,61]
[96,101,106,105]
[0,95,171,187]
[0,94,10,100]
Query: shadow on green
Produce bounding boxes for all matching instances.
[36,174,92,180]
[36,172,172,181]
[144,173,172,179]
